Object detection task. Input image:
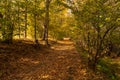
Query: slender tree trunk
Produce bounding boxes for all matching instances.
[42,28,46,40]
[2,0,7,41]
[18,1,21,39]
[44,0,50,45]
[34,0,38,44]
[24,2,27,39]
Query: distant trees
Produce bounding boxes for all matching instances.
[0,0,44,43]
[0,0,75,44]
[49,0,75,40]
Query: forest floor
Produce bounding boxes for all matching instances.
[0,40,117,80]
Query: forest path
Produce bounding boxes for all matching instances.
[18,41,86,80]
[0,40,101,80]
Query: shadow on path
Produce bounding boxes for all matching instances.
[0,40,107,80]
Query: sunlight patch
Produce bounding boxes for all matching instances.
[41,74,52,79]
[57,56,65,59]
[57,41,73,45]
[51,46,74,50]
[20,58,40,64]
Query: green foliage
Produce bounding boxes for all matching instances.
[97,59,118,80]
[69,0,120,68]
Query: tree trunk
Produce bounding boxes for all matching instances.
[17,1,21,39]
[43,0,50,45]
[34,0,38,44]
[24,2,27,39]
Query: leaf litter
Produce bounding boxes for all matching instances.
[0,40,107,80]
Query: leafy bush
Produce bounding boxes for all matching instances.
[97,59,117,80]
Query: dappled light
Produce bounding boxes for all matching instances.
[0,40,111,80]
[41,74,52,79]
[0,0,120,80]
[51,45,74,51]
[57,40,74,45]
[51,40,74,50]
[19,58,40,64]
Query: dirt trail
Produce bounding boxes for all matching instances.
[17,41,86,80]
[0,40,103,80]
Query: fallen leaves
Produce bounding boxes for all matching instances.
[0,40,108,80]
